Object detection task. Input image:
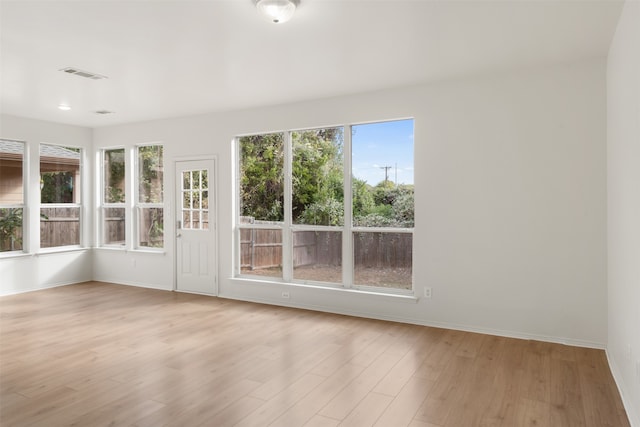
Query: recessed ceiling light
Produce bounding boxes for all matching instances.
[58,104,71,111]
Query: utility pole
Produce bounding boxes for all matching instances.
[380,165,392,183]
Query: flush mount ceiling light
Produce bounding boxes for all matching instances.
[256,0,298,24]
[58,104,71,111]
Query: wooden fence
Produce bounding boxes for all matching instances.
[40,207,80,248]
[240,228,411,271]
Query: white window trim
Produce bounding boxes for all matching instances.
[133,144,164,251]
[99,147,127,248]
[235,119,415,295]
[39,143,84,251]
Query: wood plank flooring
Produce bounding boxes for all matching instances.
[0,282,630,426]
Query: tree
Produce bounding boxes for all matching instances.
[239,133,285,221]
[0,208,22,251]
[292,128,343,224]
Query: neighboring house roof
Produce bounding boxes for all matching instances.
[0,139,24,156]
[40,143,80,160]
[0,139,80,161]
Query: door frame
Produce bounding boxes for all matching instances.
[174,155,219,295]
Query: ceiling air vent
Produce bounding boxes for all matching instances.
[60,67,107,80]
[94,110,115,115]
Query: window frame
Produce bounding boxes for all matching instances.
[134,143,164,250]
[0,139,26,255]
[236,119,414,295]
[100,147,127,248]
[39,143,83,250]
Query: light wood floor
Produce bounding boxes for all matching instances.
[0,282,630,427]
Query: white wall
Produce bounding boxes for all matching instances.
[607,1,640,425]
[93,58,608,347]
[0,115,93,295]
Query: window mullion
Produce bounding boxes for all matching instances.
[282,131,293,282]
[343,125,353,288]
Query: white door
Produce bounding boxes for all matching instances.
[175,159,217,295]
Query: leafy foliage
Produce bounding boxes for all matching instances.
[240,133,285,222]
[105,149,125,203]
[240,130,414,228]
[0,208,23,252]
[292,128,344,225]
[138,145,163,204]
[41,172,74,203]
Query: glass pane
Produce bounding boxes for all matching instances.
[193,170,200,189]
[183,171,190,190]
[104,149,125,203]
[183,210,191,229]
[202,211,209,230]
[138,145,163,203]
[192,210,200,229]
[202,191,209,209]
[103,207,125,246]
[239,133,284,222]
[0,140,24,205]
[40,207,80,248]
[0,208,23,252]
[138,207,164,248]
[40,144,81,204]
[202,170,208,189]
[192,190,201,209]
[292,127,344,225]
[183,190,191,209]
[240,228,283,279]
[353,232,412,290]
[352,119,414,228]
[293,230,342,283]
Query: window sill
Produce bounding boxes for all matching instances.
[130,248,166,255]
[230,276,419,304]
[94,246,165,255]
[0,252,33,260]
[37,246,88,255]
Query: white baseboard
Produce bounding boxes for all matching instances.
[606,349,639,427]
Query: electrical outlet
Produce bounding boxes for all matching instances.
[423,287,432,299]
[131,258,136,268]
[281,291,290,299]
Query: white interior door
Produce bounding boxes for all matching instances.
[175,159,217,295]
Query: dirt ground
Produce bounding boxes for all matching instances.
[242,264,412,290]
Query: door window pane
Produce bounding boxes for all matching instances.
[182,169,208,230]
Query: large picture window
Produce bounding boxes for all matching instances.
[237,119,414,292]
[0,139,25,253]
[136,144,164,248]
[39,144,82,248]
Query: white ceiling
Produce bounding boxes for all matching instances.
[0,0,625,128]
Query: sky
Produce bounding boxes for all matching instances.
[351,118,414,186]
